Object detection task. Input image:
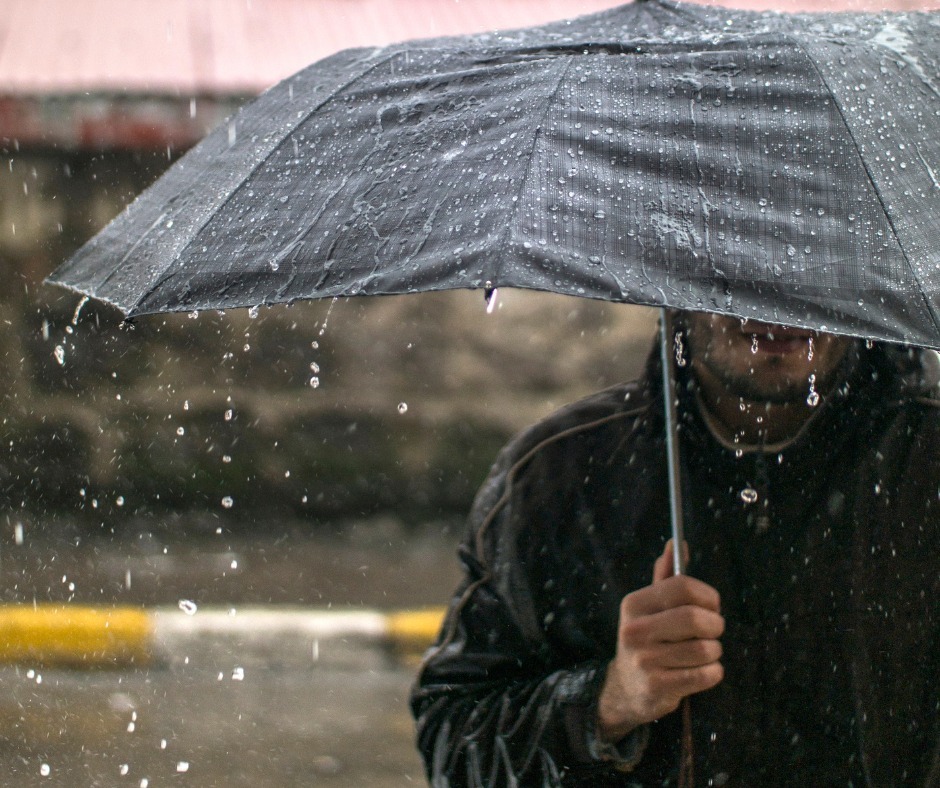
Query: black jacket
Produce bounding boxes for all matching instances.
[411,344,940,787]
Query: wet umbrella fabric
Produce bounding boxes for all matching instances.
[48,0,940,349]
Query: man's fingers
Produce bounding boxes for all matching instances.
[636,638,723,670]
[656,661,725,698]
[624,574,721,618]
[621,605,725,646]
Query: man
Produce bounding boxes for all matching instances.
[411,312,940,786]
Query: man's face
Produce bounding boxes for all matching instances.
[684,312,854,405]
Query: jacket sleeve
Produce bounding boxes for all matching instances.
[409,442,649,787]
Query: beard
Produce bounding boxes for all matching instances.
[692,342,857,405]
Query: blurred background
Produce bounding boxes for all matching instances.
[1,0,658,553]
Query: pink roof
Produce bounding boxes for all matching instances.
[3,0,937,96]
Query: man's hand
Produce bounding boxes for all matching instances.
[596,540,724,743]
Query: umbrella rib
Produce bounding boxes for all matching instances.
[141,50,404,311]
[499,56,577,276]
[799,38,940,340]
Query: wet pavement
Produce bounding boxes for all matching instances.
[0,518,463,786]
[0,662,423,787]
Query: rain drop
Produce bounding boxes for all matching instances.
[485,287,499,314]
[221,496,234,509]
[751,335,759,354]
[674,331,687,367]
[309,377,320,388]
[40,764,51,777]
[120,764,130,776]
[740,488,758,504]
[806,374,820,407]
[232,667,245,681]
[178,599,198,616]
[397,402,408,414]
[807,336,814,361]
[176,762,190,773]
[176,427,185,436]
[71,295,89,325]
[224,409,233,421]
[248,306,259,319]
[54,345,65,365]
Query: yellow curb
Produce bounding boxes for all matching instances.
[386,607,446,657]
[0,606,153,667]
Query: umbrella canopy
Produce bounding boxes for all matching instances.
[48,0,939,346]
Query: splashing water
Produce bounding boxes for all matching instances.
[806,374,820,407]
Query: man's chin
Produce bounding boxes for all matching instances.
[707,370,818,406]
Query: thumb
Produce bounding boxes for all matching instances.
[652,539,689,583]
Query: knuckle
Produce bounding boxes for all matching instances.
[620,617,647,646]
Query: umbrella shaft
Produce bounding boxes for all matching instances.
[659,309,685,577]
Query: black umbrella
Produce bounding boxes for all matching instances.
[48,0,940,566]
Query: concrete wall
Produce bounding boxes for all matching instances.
[0,143,656,532]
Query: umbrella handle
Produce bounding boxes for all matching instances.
[658,308,686,577]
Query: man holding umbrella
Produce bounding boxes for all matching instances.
[411,312,940,785]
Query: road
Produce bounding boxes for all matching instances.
[0,661,423,787]
[0,521,463,787]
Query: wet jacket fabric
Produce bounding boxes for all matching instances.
[411,344,940,787]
